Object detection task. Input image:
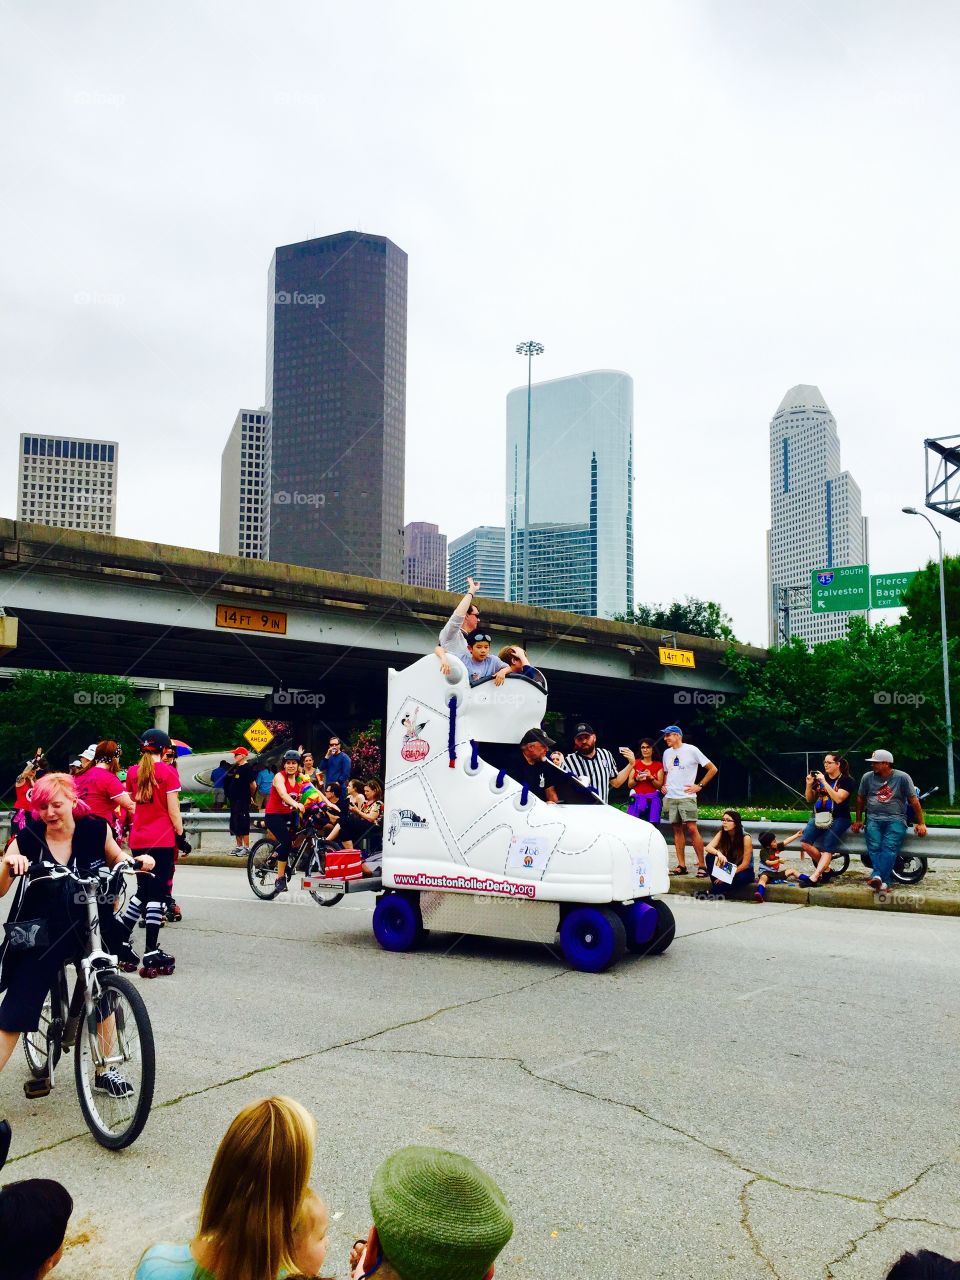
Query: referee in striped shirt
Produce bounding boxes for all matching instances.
[564,723,634,801]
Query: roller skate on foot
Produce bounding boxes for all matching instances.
[165,898,182,923]
[115,940,140,972]
[139,948,175,978]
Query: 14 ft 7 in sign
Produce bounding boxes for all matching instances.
[810,564,870,612]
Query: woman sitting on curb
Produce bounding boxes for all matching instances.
[704,810,755,897]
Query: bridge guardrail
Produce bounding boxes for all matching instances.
[0,809,239,851]
[690,818,960,860]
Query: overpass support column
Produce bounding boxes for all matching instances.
[147,687,175,734]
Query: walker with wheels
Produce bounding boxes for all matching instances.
[317,653,675,973]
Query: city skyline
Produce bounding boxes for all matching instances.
[2,5,959,644]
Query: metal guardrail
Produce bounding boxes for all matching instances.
[2,809,957,858]
[692,818,960,860]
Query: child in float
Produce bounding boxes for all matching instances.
[754,829,803,901]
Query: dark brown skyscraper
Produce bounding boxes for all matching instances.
[263,231,407,580]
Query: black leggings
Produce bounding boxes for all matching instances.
[265,814,296,862]
[120,847,175,952]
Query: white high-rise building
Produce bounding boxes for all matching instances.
[219,409,268,558]
[17,434,118,533]
[767,386,868,647]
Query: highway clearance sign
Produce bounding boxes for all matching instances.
[810,564,870,612]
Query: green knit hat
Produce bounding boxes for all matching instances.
[369,1146,514,1280]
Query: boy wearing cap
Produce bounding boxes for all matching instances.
[660,726,717,876]
[223,747,257,857]
[350,1146,513,1280]
[852,750,927,892]
[459,632,509,687]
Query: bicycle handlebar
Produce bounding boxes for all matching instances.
[28,859,152,886]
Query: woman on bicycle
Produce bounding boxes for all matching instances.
[265,751,305,895]
[0,772,154,1092]
[115,728,184,977]
[136,1095,328,1280]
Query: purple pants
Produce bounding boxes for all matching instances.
[628,791,662,825]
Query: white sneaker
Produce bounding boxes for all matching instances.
[867,875,882,889]
[232,846,246,857]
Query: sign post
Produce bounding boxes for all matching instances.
[810,564,870,613]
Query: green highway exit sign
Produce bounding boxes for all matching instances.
[811,564,870,612]
[871,571,917,609]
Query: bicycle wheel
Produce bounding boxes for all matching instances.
[247,837,279,900]
[74,970,155,1150]
[304,846,344,908]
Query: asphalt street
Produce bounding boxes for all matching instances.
[1,867,958,1279]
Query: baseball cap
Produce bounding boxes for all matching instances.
[573,722,594,737]
[232,746,249,757]
[521,727,556,748]
[139,728,172,752]
[865,749,894,763]
[0,1178,74,1279]
[80,744,96,761]
[69,758,82,769]
[465,630,492,646]
[369,1146,514,1280]
[659,724,683,736]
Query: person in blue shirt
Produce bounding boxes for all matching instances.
[322,736,352,789]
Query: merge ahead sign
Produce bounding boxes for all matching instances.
[811,564,870,612]
[871,571,917,609]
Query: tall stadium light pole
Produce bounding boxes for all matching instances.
[515,341,544,605]
[902,505,955,803]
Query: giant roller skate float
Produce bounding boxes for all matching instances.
[361,655,675,972]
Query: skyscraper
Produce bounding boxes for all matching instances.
[448,526,505,599]
[263,231,407,580]
[17,433,118,533]
[219,409,268,558]
[767,385,868,647]
[505,370,633,618]
[402,521,447,591]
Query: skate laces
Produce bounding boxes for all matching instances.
[447,696,457,767]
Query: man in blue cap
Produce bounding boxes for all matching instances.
[660,725,717,876]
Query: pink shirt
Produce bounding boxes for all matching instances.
[125,760,181,849]
[74,765,126,821]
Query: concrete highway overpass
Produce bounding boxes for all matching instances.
[0,520,765,741]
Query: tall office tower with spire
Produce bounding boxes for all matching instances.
[767,385,868,647]
[263,231,407,580]
[505,370,633,618]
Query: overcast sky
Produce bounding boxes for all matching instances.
[2,0,959,645]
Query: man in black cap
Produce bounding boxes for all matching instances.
[507,728,560,802]
[0,1176,74,1280]
[564,722,634,801]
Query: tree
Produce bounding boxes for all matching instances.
[614,596,737,641]
[703,618,947,791]
[0,671,150,784]
[900,554,960,640]
[348,720,382,780]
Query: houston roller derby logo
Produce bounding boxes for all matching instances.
[400,707,429,762]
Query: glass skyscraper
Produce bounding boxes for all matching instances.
[263,231,407,580]
[448,526,505,599]
[505,370,633,618]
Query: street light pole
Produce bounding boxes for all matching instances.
[515,341,544,605]
[902,506,955,803]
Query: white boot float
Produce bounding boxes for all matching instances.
[374,655,674,972]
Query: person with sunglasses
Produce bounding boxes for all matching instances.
[322,736,351,790]
[659,724,717,877]
[434,577,482,674]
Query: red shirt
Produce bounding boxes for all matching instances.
[630,760,663,795]
[125,760,181,849]
[265,772,299,815]
[75,765,126,820]
[15,780,33,811]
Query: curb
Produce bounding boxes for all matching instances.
[668,875,960,917]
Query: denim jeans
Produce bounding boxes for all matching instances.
[800,813,851,855]
[864,819,907,886]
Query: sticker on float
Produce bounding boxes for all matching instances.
[400,706,429,762]
[506,834,552,874]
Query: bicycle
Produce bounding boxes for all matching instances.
[246,812,344,907]
[19,861,156,1149]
